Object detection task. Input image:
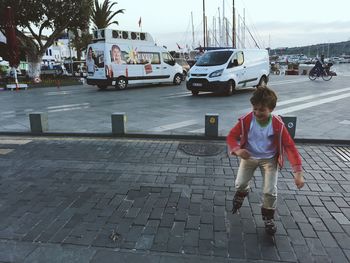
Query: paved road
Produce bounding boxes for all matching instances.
[0,75,349,140]
[0,136,349,262]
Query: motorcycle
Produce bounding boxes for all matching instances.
[309,62,336,81]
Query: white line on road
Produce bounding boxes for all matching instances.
[164,79,309,99]
[277,87,350,106]
[0,149,14,155]
[45,91,76,95]
[148,119,198,132]
[0,111,15,115]
[188,128,205,133]
[269,78,310,85]
[47,103,90,110]
[274,92,350,115]
[0,139,31,145]
[48,106,90,113]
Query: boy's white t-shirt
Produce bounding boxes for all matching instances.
[246,115,277,159]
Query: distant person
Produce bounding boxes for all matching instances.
[198,45,204,54]
[86,47,95,74]
[108,45,126,78]
[227,86,304,235]
[312,54,325,76]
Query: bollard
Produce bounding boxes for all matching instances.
[281,116,297,139]
[111,112,127,135]
[205,113,219,137]
[29,112,48,133]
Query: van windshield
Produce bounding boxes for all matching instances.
[196,51,233,66]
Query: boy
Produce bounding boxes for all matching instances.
[226,86,304,235]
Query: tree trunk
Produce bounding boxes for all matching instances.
[27,54,43,81]
[77,49,82,61]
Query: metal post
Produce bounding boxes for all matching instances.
[111,112,127,135]
[29,112,48,133]
[281,116,297,139]
[205,113,219,137]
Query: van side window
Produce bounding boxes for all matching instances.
[236,51,244,65]
[133,52,160,65]
[162,52,175,65]
[150,53,160,64]
[230,51,244,67]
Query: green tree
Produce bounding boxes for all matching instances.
[91,0,125,29]
[69,29,93,61]
[0,0,93,79]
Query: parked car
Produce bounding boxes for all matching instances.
[175,58,190,80]
[41,64,68,77]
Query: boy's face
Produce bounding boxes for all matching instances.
[113,48,121,63]
[252,104,273,123]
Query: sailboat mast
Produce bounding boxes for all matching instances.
[191,11,195,48]
[218,7,221,46]
[242,8,245,48]
[222,0,225,46]
[203,0,206,48]
[232,0,236,48]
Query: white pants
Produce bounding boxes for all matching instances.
[235,157,278,209]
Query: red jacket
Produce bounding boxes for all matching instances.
[226,112,302,173]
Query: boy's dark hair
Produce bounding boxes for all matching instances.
[250,86,277,109]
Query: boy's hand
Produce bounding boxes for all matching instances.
[233,149,251,159]
[294,172,304,189]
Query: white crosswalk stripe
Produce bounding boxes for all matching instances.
[148,120,198,132]
[0,139,31,145]
[0,149,14,155]
[275,92,350,115]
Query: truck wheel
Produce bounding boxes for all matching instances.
[115,77,128,90]
[173,73,182,85]
[98,85,107,90]
[191,90,199,96]
[226,80,235,96]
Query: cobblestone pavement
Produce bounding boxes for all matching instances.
[0,136,349,262]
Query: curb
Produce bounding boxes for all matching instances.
[0,131,349,145]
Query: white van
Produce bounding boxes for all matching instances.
[86,29,183,90]
[186,49,269,96]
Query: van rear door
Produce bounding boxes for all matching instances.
[86,43,105,80]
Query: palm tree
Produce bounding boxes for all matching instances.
[91,0,125,29]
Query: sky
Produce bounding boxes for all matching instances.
[111,0,350,51]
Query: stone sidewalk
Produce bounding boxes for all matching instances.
[0,136,349,262]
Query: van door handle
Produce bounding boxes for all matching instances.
[155,67,160,69]
[163,67,167,69]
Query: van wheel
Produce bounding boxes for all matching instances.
[98,85,107,90]
[226,80,235,96]
[258,76,268,87]
[191,90,199,96]
[173,73,182,85]
[115,77,128,90]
